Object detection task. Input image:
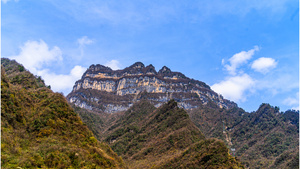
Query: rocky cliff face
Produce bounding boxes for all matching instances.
[67,62,236,113]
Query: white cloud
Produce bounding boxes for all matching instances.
[8,40,86,95]
[283,93,299,110]
[77,36,94,46]
[283,97,298,106]
[213,46,259,102]
[70,65,86,78]
[211,74,255,102]
[10,40,62,73]
[77,36,94,57]
[214,46,284,104]
[36,66,86,94]
[105,60,121,70]
[251,57,277,73]
[224,46,259,75]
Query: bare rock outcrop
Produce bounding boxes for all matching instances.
[67,62,236,113]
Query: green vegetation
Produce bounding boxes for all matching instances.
[1,58,48,89]
[78,99,243,168]
[159,139,244,169]
[1,58,126,169]
[4,58,295,169]
[72,106,106,140]
[189,102,299,169]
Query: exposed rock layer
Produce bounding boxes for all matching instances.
[67,62,236,113]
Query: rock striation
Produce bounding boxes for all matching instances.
[67,62,236,113]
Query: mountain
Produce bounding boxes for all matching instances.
[67,61,298,169]
[189,103,299,169]
[1,58,126,169]
[67,62,236,113]
[4,59,296,169]
[97,99,244,168]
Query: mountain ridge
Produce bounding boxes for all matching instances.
[67,62,236,113]
[97,99,244,169]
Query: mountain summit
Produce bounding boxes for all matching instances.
[67,62,236,113]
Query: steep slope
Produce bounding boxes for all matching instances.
[189,103,299,169]
[1,58,126,169]
[1,58,48,89]
[231,104,299,168]
[159,138,243,169]
[67,62,236,113]
[98,99,243,169]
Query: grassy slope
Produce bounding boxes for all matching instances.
[1,58,126,169]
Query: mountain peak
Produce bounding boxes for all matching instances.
[129,62,145,69]
[88,64,112,72]
[146,64,155,69]
[158,66,171,74]
[145,64,157,74]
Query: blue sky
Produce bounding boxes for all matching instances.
[2,0,299,112]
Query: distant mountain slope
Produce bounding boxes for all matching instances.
[82,99,243,169]
[1,58,126,169]
[67,62,236,113]
[189,103,299,169]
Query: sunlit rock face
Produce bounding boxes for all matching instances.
[67,62,236,113]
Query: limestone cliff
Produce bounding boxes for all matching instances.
[67,62,236,113]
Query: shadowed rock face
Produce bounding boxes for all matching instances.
[67,62,236,113]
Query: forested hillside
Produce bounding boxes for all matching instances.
[74,99,244,169]
[1,58,126,169]
[189,103,299,169]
